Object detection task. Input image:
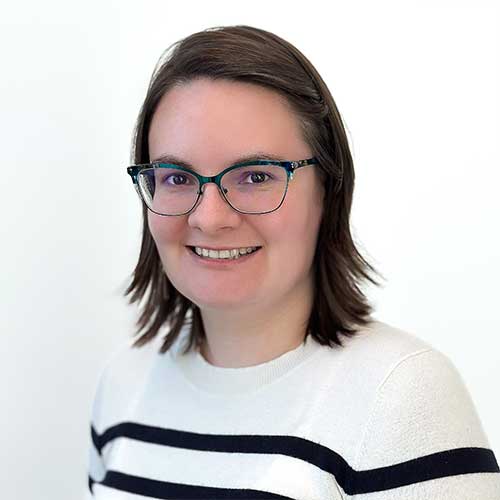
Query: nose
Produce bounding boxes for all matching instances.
[187,182,241,233]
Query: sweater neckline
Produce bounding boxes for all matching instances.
[170,330,323,396]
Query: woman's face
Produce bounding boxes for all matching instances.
[147,78,324,312]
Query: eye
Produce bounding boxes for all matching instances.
[164,173,190,185]
[156,169,197,187]
[241,171,272,184]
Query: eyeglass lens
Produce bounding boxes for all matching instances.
[138,164,288,215]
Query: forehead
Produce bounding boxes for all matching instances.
[147,78,309,164]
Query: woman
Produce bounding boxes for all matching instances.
[86,25,500,499]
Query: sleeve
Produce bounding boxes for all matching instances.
[346,349,500,499]
[85,362,111,498]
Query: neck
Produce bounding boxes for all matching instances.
[197,284,313,368]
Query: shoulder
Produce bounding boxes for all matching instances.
[334,321,499,496]
[340,319,475,407]
[91,330,176,432]
[341,318,434,356]
[318,319,485,434]
[327,319,436,390]
[343,321,492,464]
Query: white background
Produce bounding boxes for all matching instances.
[0,1,498,498]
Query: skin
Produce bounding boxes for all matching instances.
[148,78,324,368]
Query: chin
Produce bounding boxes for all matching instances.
[186,288,260,311]
[191,295,251,310]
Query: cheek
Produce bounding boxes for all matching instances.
[278,182,323,245]
[277,192,323,269]
[147,212,185,247]
[261,204,319,269]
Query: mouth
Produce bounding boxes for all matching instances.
[186,245,262,261]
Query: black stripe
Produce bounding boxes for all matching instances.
[348,447,499,494]
[91,422,499,495]
[102,470,293,499]
[88,474,95,494]
[91,423,101,454]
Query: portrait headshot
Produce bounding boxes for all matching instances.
[86,19,500,500]
[1,2,499,500]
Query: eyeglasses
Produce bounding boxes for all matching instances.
[126,157,319,216]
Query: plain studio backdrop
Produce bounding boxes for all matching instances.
[0,1,498,498]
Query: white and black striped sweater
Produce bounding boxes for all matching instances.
[86,320,500,499]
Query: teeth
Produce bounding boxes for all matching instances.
[194,246,259,260]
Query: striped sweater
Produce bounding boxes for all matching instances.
[85,319,500,499]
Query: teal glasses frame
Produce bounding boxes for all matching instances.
[126,157,319,216]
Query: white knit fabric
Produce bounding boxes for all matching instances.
[85,320,500,499]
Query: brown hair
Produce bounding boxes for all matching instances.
[124,24,385,354]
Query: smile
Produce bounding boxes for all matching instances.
[187,246,262,261]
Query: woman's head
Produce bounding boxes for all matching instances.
[147,77,324,316]
[125,25,383,353]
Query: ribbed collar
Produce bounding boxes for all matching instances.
[170,329,323,396]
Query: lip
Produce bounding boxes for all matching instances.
[185,245,262,266]
[186,245,262,251]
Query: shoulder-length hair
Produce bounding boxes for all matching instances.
[124,24,384,354]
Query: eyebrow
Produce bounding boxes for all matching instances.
[150,152,286,171]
